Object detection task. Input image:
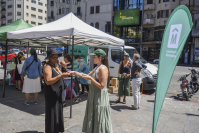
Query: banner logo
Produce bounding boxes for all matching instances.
[167,24,182,48]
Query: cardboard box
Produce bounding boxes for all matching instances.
[0,79,8,85]
[108,86,118,93]
[111,78,118,87]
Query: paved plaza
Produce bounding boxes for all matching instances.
[0,85,199,133]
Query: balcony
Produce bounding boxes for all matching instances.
[1,15,6,19]
[143,18,155,25]
[144,4,155,11]
[180,0,194,6]
[48,16,55,20]
[1,8,6,12]
[195,0,199,6]
[1,1,6,5]
[194,14,199,20]
[192,28,199,37]
[1,23,6,26]
[74,12,82,17]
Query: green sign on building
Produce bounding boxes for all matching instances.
[114,8,140,26]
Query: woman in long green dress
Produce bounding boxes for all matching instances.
[70,49,113,133]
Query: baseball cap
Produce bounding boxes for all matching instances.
[90,49,106,58]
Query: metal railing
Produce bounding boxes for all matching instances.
[1,8,6,11]
[1,1,6,4]
[1,23,6,26]
[48,16,55,20]
[1,15,6,19]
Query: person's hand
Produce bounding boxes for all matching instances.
[119,74,121,76]
[21,76,24,81]
[125,75,130,78]
[60,61,65,68]
[62,72,70,78]
[134,71,140,76]
[81,74,91,80]
[68,71,75,76]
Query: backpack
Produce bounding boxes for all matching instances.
[65,81,75,99]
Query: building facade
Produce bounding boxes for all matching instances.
[47,0,87,23]
[0,0,47,27]
[86,0,112,34]
[142,0,197,64]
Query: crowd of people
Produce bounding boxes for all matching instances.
[14,47,146,133]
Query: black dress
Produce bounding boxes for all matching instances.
[44,63,65,133]
[15,57,22,80]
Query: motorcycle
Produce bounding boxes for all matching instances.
[177,74,193,101]
[189,68,199,93]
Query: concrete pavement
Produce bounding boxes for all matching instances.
[0,85,199,133]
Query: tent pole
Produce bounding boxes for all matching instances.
[45,44,47,57]
[27,42,29,57]
[70,36,74,118]
[2,39,8,98]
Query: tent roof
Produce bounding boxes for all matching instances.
[0,19,32,41]
[7,13,124,46]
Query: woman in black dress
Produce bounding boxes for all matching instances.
[43,48,70,133]
[14,52,25,91]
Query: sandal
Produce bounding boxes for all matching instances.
[115,99,120,103]
[123,99,126,104]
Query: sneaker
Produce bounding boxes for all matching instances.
[131,105,139,109]
[63,102,67,107]
[34,101,38,105]
[129,105,138,110]
[73,98,81,103]
[24,101,29,106]
[80,92,85,95]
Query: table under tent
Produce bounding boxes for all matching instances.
[5,12,125,117]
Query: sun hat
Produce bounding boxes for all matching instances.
[90,49,106,58]
[124,53,129,56]
[45,48,62,60]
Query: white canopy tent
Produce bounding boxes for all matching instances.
[4,13,125,117]
[7,12,124,46]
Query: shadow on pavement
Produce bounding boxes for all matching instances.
[16,131,44,133]
[147,100,154,102]
[185,113,199,117]
[110,105,129,112]
[0,85,88,116]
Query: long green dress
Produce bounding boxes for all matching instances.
[82,66,113,133]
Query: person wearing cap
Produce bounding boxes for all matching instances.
[43,48,70,133]
[21,48,42,105]
[74,55,90,94]
[70,49,113,133]
[116,53,132,104]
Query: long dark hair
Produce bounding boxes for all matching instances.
[98,55,110,87]
[31,51,38,62]
[64,54,72,64]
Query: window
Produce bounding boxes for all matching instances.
[147,14,152,19]
[66,8,70,14]
[26,20,28,23]
[90,6,94,14]
[147,0,153,4]
[8,5,12,8]
[95,22,99,29]
[7,19,12,23]
[31,14,36,18]
[195,20,199,28]
[7,12,12,16]
[26,5,29,9]
[45,17,46,20]
[111,49,124,64]
[31,21,36,25]
[166,10,169,17]
[31,7,36,11]
[17,4,21,8]
[38,23,42,25]
[38,2,43,6]
[51,1,54,6]
[38,16,42,19]
[171,9,174,13]
[162,10,166,18]
[96,6,100,13]
[77,7,81,14]
[45,4,47,6]
[157,11,160,19]
[26,13,29,16]
[146,28,154,40]
[59,8,61,14]
[26,0,28,1]
[105,22,111,34]
[77,0,81,1]
[172,0,175,1]
[17,12,21,16]
[38,9,43,13]
[159,0,161,3]
[90,23,94,27]
[31,0,36,4]
[62,0,65,2]
[163,0,169,2]
[62,8,65,14]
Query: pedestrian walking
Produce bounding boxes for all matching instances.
[21,48,42,105]
[60,54,80,105]
[14,52,25,91]
[129,54,147,110]
[74,55,90,94]
[70,49,113,133]
[116,53,132,104]
[43,48,70,133]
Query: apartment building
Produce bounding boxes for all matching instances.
[142,0,197,64]
[0,0,47,27]
[47,0,87,23]
[86,0,112,34]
